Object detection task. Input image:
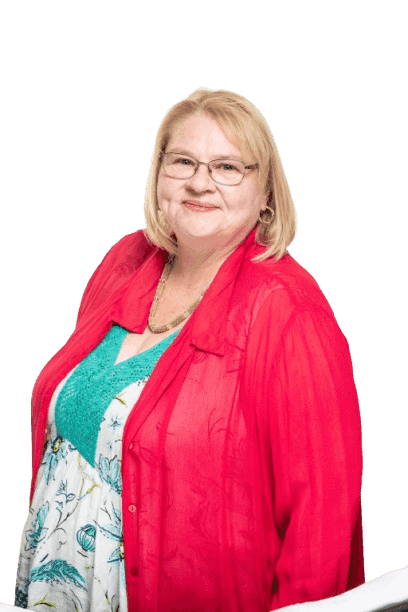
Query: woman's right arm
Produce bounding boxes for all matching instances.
[276,565,408,612]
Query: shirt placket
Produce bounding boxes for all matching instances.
[122,442,140,600]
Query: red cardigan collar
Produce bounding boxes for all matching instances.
[111,227,265,356]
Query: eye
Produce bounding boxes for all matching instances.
[214,162,239,172]
[171,155,195,166]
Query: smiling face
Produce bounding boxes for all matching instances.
[156,113,267,251]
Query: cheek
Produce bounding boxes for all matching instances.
[157,175,178,206]
[229,191,262,220]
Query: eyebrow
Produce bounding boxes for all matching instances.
[167,149,244,162]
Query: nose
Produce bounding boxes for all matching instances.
[184,162,216,193]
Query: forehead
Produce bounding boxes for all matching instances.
[167,113,247,159]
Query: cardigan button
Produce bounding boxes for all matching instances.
[128,443,133,450]
[130,567,139,577]
[128,504,137,513]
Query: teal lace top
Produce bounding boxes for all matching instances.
[54,324,180,467]
[15,324,180,612]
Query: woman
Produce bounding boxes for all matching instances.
[15,89,364,612]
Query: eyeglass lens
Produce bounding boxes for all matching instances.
[163,153,247,185]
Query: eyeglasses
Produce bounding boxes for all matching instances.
[160,152,259,186]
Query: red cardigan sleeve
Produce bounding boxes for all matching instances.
[246,294,364,608]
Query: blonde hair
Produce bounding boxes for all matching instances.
[144,88,296,262]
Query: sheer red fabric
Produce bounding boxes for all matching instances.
[30,228,364,611]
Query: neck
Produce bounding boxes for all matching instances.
[170,231,248,291]
[169,226,255,291]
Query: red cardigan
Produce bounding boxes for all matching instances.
[30,228,364,612]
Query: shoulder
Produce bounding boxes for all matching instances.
[76,229,157,323]
[239,252,351,375]
[97,229,156,276]
[85,229,157,292]
[239,249,335,321]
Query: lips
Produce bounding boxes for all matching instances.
[183,200,218,211]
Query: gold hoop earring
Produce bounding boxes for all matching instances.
[258,205,275,225]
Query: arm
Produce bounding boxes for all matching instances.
[276,565,408,612]
[245,294,364,608]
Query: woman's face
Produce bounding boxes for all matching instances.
[157,113,267,249]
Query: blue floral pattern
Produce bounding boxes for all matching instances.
[15,372,148,612]
[24,503,49,552]
[15,325,180,612]
[96,455,122,495]
[97,503,125,569]
[41,436,74,485]
[30,560,87,590]
[15,326,179,612]
[76,524,96,552]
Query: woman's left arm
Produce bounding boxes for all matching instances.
[245,294,364,608]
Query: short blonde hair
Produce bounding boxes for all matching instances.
[144,89,296,262]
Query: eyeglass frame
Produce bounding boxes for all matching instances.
[159,150,259,187]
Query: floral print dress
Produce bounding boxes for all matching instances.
[15,324,180,612]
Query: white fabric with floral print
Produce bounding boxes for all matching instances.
[15,325,180,612]
[16,372,146,612]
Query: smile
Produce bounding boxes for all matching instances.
[183,201,218,212]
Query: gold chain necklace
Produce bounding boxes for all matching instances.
[148,254,207,333]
